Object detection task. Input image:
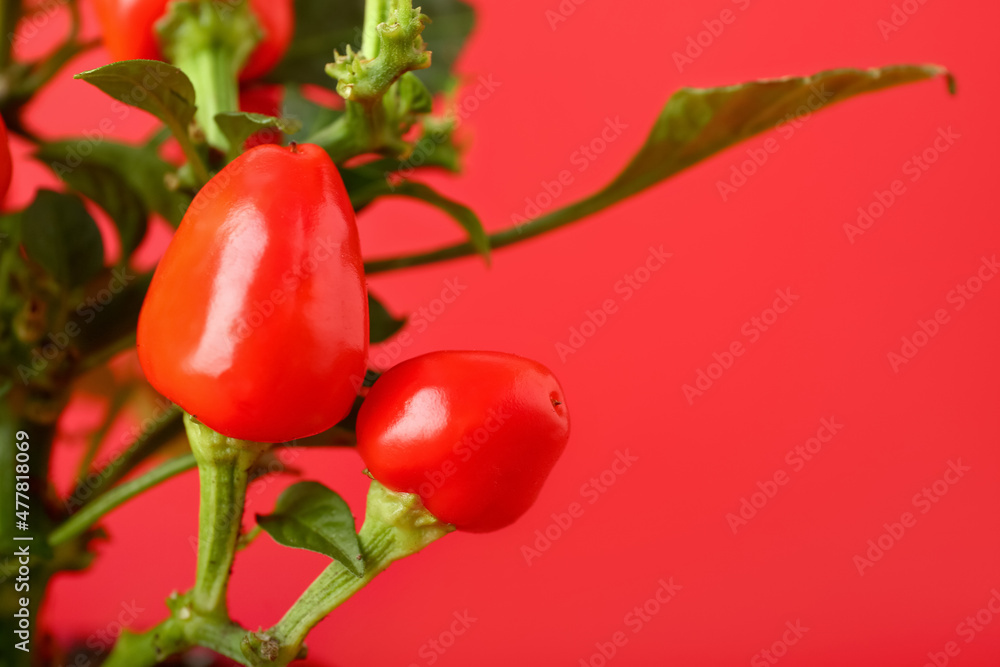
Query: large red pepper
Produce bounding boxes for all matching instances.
[356,351,571,532]
[137,143,368,443]
[92,0,293,80]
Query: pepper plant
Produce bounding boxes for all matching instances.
[0,0,952,664]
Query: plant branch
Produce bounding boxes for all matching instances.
[49,453,196,547]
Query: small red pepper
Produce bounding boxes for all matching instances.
[356,351,571,532]
[137,143,369,443]
[92,0,294,80]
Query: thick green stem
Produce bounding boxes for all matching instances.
[0,0,21,71]
[361,0,389,58]
[265,483,453,659]
[49,454,197,548]
[185,414,268,617]
[158,0,261,153]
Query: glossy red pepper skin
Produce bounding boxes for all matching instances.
[356,351,571,532]
[137,143,368,443]
[92,0,293,80]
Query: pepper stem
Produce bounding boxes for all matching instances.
[185,413,269,617]
[157,0,262,152]
[256,482,454,662]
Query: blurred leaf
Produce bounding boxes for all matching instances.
[364,64,955,273]
[73,273,151,357]
[214,112,302,153]
[74,60,197,132]
[51,162,148,257]
[21,190,104,288]
[347,175,489,263]
[369,293,406,343]
[600,64,954,205]
[267,0,473,94]
[282,85,341,143]
[257,481,364,577]
[36,140,191,226]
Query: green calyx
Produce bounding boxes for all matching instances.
[326,4,431,107]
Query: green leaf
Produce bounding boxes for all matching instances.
[49,162,148,257]
[266,0,473,94]
[597,64,955,204]
[341,169,489,263]
[214,112,303,153]
[363,64,954,274]
[257,481,364,577]
[21,190,105,288]
[36,140,191,226]
[282,85,341,144]
[390,181,490,264]
[74,60,197,133]
[369,293,406,343]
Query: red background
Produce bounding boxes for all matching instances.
[13,0,999,665]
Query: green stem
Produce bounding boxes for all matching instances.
[266,483,453,658]
[361,0,389,58]
[0,0,21,71]
[176,43,239,152]
[49,454,197,548]
[185,414,268,617]
[364,191,615,274]
[159,0,261,154]
[66,406,184,511]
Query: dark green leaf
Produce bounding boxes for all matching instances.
[21,190,104,288]
[74,60,197,133]
[369,293,406,343]
[50,162,148,257]
[36,140,191,226]
[257,481,364,576]
[214,112,302,152]
[267,0,473,94]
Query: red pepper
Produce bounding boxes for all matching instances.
[356,351,571,532]
[92,0,294,80]
[137,143,368,443]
